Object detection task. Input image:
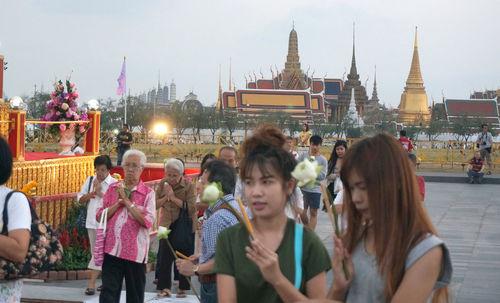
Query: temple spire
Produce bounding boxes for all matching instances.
[371,65,379,102]
[349,23,358,77]
[406,26,424,85]
[228,57,232,90]
[280,25,306,89]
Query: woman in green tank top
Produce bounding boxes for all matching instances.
[213,125,331,303]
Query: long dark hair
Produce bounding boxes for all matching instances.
[340,133,448,301]
[327,140,348,175]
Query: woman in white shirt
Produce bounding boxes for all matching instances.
[77,155,116,296]
[0,137,31,303]
[72,136,85,155]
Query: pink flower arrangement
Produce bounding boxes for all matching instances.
[41,78,89,137]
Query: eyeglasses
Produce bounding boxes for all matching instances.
[123,163,142,170]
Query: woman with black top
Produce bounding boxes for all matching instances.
[326,140,348,212]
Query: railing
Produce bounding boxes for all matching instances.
[22,130,499,167]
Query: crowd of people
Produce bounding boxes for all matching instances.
[77,123,454,302]
[4,121,497,302]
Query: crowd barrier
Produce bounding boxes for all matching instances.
[24,130,499,167]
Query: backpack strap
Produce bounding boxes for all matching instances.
[213,203,240,220]
[2,190,36,235]
[88,176,94,193]
[294,222,304,289]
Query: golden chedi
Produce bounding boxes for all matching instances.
[398,27,431,125]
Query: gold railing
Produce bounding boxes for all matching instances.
[7,156,96,228]
[22,130,499,167]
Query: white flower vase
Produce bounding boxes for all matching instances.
[59,128,75,155]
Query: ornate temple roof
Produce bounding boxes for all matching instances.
[444,99,499,123]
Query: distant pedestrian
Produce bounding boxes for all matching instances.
[476,124,493,175]
[72,136,85,155]
[408,153,425,200]
[326,140,348,209]
[467,151,485,184]
[116,124,133,166]
[298,123,312,148]
[298,135,327,230]
[284,136,299,160]
[398,129,413,152]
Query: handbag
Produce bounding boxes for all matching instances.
[76,176,94,228]
[169,201,193,251]
[1,191,64,280]
[93,208,108,266]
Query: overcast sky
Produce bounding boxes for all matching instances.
[1,0,499,109]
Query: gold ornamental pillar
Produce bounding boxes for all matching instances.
[84,111,101,155]
[8,109,26,161]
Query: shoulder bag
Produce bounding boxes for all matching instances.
[1,191,64,280]
[169,201,193,251]
[93,208,108,266]
[76,176,93,228]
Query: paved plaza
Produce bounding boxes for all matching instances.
[22,182,500,302]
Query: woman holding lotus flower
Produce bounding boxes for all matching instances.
[96,150,156,303]
[326,134,452,302]
[213,125,331,302]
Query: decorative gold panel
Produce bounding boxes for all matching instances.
[0,101,8,138]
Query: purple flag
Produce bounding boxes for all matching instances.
[116,58,126,95]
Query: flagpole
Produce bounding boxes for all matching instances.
[123,92,127,124]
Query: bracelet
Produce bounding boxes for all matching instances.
[128,204,135,211]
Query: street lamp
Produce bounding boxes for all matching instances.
[87,99,99,110]
[9,96,23,109]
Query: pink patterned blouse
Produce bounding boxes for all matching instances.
[96,181,156,264]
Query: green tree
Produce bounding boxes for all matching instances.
[288,117,302,137]
[206,107,221,139]
[99,98,122,131]
[166,101,189,136]
[405,125,421,141]
[267,111,291,132]
[222,111,238,139]
[451,117,481,142]
[26,92,51,124]
[425,119,448,141]
[125,96,154,133]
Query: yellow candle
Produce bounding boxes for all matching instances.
[237,198,254,234]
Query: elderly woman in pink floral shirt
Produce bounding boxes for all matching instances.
[96,150,156,303]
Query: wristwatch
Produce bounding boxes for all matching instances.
[193,264,199,276]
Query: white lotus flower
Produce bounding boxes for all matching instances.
[202,182,223,206]
[292,158,323,187]
[157,226,171,240]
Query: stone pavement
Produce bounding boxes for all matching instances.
[22,182,500,302]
